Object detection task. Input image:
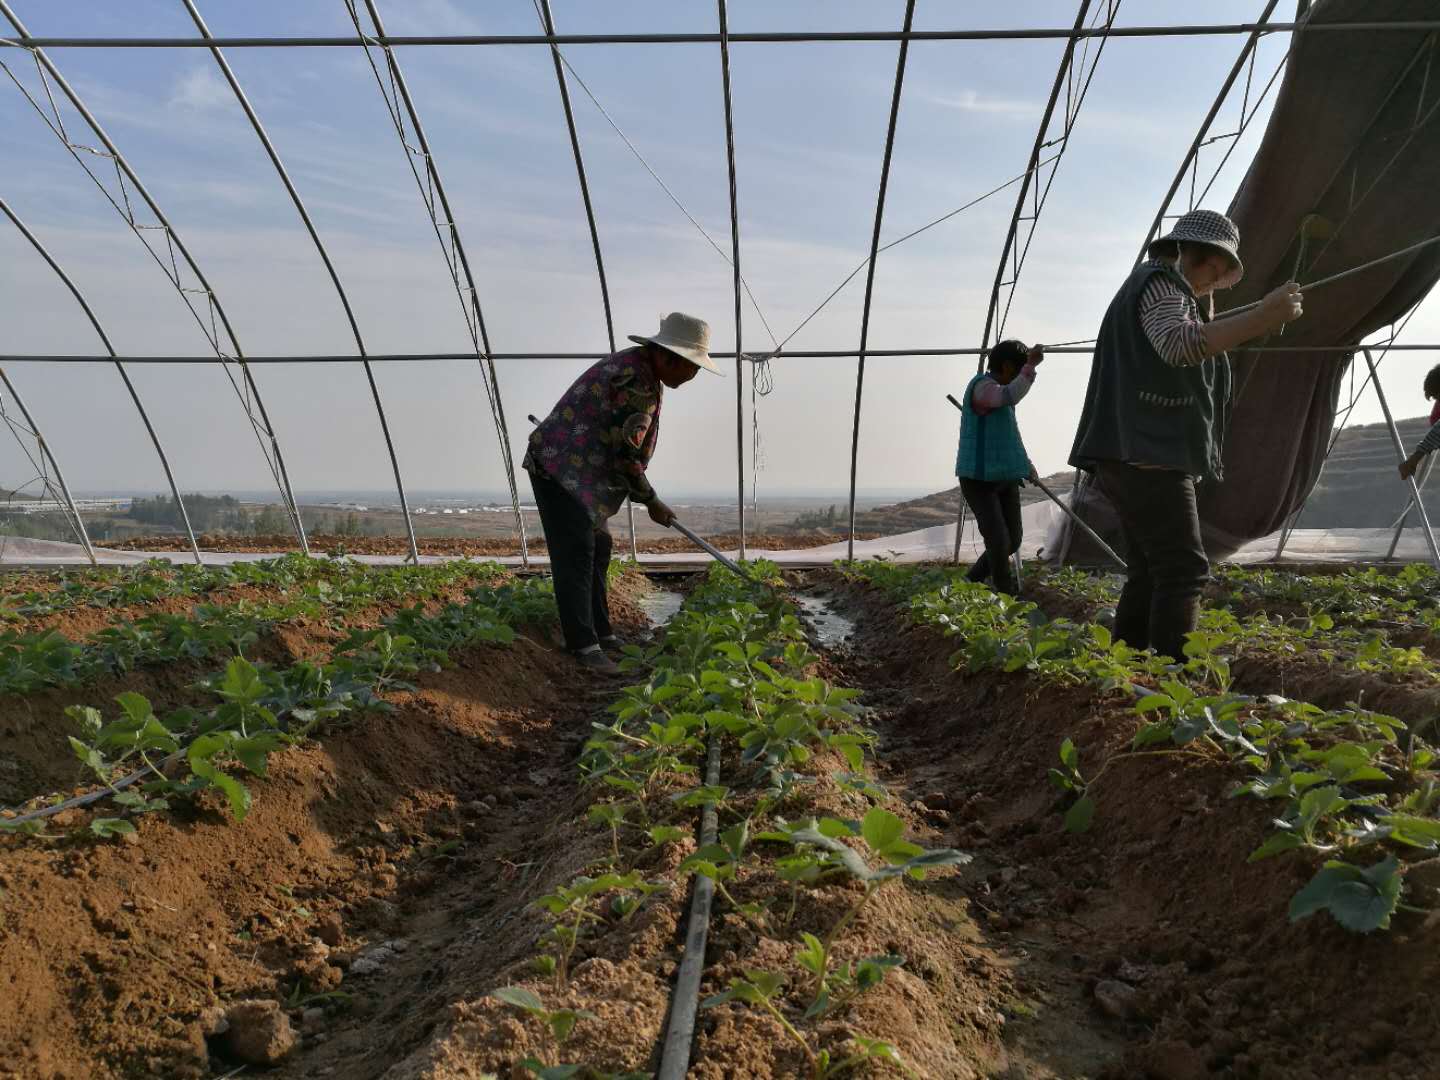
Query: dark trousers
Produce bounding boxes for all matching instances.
[960,478,1022,594]
[528,469,613,652]
[1095,462,1209,660]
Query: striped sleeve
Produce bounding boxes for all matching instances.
[1139,275,1210,367]
[1415,420,1440,458]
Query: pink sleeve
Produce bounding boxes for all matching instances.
[971,379,1003,414]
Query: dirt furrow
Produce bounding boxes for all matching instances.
[806,571,1439,1080]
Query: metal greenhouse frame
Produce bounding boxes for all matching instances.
[2,3,1439,567]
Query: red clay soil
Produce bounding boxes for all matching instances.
[0,576,499,809]
[0,583,684,1080]
[112,531,879,557]
[819,573,1440,1080]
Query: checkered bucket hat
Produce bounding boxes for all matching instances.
[1147,209,1244,290]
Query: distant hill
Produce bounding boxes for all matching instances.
[1294,415,1437,528]
[845,416,1437,534]
[850,472,1074,535]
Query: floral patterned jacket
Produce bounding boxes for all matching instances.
[523,349,661,527]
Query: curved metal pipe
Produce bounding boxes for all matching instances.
[352,0,530,566]
[179,0,419,563]
[1,195,202,563]
[845,0,916,562]
[0,0,309,553]
[716,0,747,558]
[1138,0,1283,260]
[535,0,637,559]
[0,365,95,563]
[978,0,1095,374]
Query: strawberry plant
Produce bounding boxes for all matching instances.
[702,969,917,1079]
[850,560,1440,933]
[1288,855,1405,932]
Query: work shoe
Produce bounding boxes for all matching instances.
[576,646,622,676]
[599,634,625,651]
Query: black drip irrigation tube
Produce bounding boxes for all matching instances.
[656,736,721,1077]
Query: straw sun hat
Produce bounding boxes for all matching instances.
[628,311,723,375]
[1147,208,1245,290]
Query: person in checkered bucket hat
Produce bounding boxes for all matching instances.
[1069,208,1303,660]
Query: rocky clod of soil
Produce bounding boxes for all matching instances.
[220,999,297,1066]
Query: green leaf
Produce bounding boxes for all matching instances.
[861,807,905,853]
[67,736,105,776]
[1133,694,1174,714]
[1247,831,1303,862]
[492,986,545,1014]
[1289,857,1402,932]
[1058,737,1079,771]
[1063,795,1096,834]
[114,691,154,725]
[232,734,283,777]
[218,655,265,703]
[188,756,252,821]
[89,817,135,839]
[648,826,688,846]
[547,1008,596,1044]
[1379,814,1440,849]
[795,932,826,977]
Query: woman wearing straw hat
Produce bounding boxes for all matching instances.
[1069,209,1303,659]
[525,312,720,674]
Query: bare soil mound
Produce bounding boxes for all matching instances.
[823,572,1440,1080]
[0,587,662,1079]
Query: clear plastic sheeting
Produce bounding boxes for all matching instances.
[5,500,1440,569]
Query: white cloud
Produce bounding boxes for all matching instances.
[169,66,232,113]
[921,90,1037,116]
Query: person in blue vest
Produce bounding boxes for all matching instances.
[956,339,1044,595]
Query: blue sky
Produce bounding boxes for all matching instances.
[2,0,1437,504]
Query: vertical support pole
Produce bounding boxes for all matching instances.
[0,195,202,563]
[1272,502,1305,561]
[182,0,418,563]
[953,497,968,565]
[716,0,746,558]
[846,0,916,563]
[1056,470,1090,566]
[0,366,95,564]
[1365,348,1440,568]
[977,0,1093,374]
[535,0,638,561]
[354,0,529,567]
[1386,455,1435,560]
[1138,0,1283,260]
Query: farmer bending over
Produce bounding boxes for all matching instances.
[1398,363,1440,481]
[1069,209,1302,659]
[525,312,719,674]
[955,340,1044,595]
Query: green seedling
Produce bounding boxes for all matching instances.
[703,970,916,1079]
[780,808,968,982]
[1047,739,1095,833]
[794,932,903,1017]
[587,801,634,863]
[492,986,595,1071]
[680,820,767,925]
[532,873,652,985]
